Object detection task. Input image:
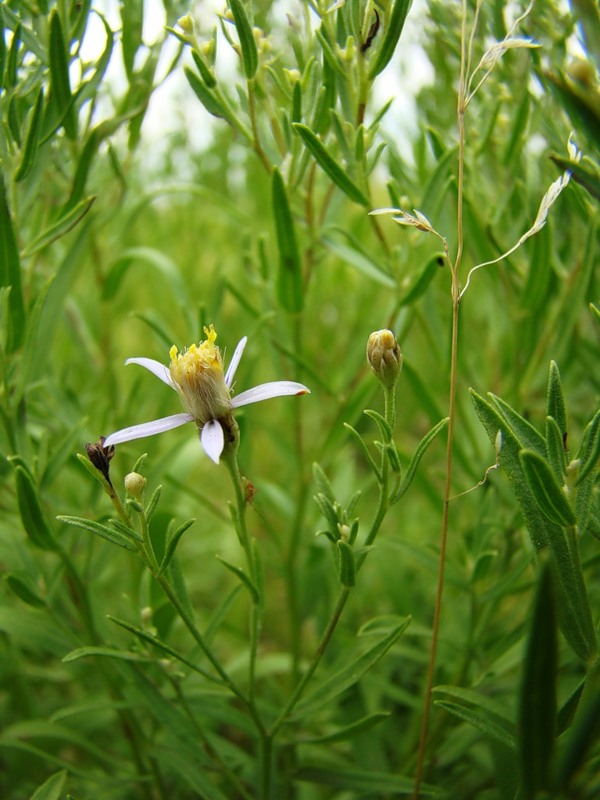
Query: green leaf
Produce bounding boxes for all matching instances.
[215,555,259,602]
[229,0,258,79]
[4,573,46,608]
[15,87,45,181]
[433,684,517,746]
[575,408,600,485]
[13,466,58,551]
[63,646,150,663]
[121,0,143,79]
[519,561,557,799]
[292,618,410,720]
[108,616,220,683]
[0,174,26,350]
[293,123,370,206]
[368,0,413,79]
[191,49,217,88]
[545,416,566,483]
[298,711,390,744]
[272,168,303,312]
[322,230,396,287]
[399,252,443,305]
[48,10,77,139]
[552,677,600,793]
[57,515,138,551]
[337,539,356,586]
[184,66,228,119]
[158,518,195,576]
[295,765,441,795]
[22,197,95,257]
[490,393,547,455]
[519,450,576,527]
[434,700,516,751]
[391,417,449,502]
[29,770,68,800]
[312,462,335,503]
[550,155,600,200]
[546,361,567,437]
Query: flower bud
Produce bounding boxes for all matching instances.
[366,329,403,388]
[124,471,147,499]
[85,437,115,487]
[177,14,194,34]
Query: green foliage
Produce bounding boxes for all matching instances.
[1,1,599,799]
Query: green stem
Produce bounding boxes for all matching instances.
[222,449,263,701]
[269,586,351,738]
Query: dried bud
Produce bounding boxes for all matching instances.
[85,437,115,487]
[125,472,147,500]
[366,329,402,388]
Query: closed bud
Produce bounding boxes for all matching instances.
[177,14,194,34]
[125,471,147,499]
[366,330,402,388]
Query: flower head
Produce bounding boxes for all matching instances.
[103,326,310,464]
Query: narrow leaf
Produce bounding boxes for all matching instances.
[22,197,95,257]
[0,174,26,350]
[29,770,68,800]
[184,66,228,119]
[434,700,516,751]
[121,0,143,79]
[299,711,390,744]
[49,10,77,139]
[272,168,303,312]
[4,573,46,608]
[191,50,217,88]
[216,555,259,602]
[292,619,410,719]
[158,518,195,575]
[519,561,557,799]
[293,123,370,206]
[368,0,413,79]
[337,540,356,586]
[63,646,149,663]
[14,466,57,551]
[392,417,448,502]
[519,450,576,527]
[15,87,45,181]
[229,0,258,78]
[547,361,567,437]
[575,409,600,485]
[57,515,138,551]
[545,415,566,483]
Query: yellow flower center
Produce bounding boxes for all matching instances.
[169,325,232,425]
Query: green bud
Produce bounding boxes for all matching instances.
[124,472,146,500]
[366,329,403,388]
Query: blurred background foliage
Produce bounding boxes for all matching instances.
[0,0,598,798]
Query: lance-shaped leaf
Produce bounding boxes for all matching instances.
[520,450,576,527]
[272,168,303,312]
[158,518,195,576]
[29,770,67,800]
[293,123,370,206]
[575,408,600,486]
[49,11,77,139]
[215,555,259,602]
[57,515,138,551]
[337,539,356,586]
[13,466,58,551]
[547,361,567,438]
[229,0,258,78]
[519,561,557,799]
[0,175,25,350]
[184,66,228,119]
[15,87,45,182]
[391,417,449,502]
[471,390,597,661]
[368,0,413,79]
[291,618,410,720]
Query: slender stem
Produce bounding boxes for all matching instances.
[269,586,351,737]
[247,79,271,172]
[412,3,468,796]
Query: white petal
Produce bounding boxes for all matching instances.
[225,336,247,388]
[104,413,193,446]
[231,381,310,408]
[201,419,224,464]
[126,357,174,387]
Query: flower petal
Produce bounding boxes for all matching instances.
[231,381,310,408]
[201,419,225,464]
[126,357,174,387]
[225,336,248,388]
[104,413,193,446]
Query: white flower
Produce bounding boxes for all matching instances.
[103,325,310,464]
